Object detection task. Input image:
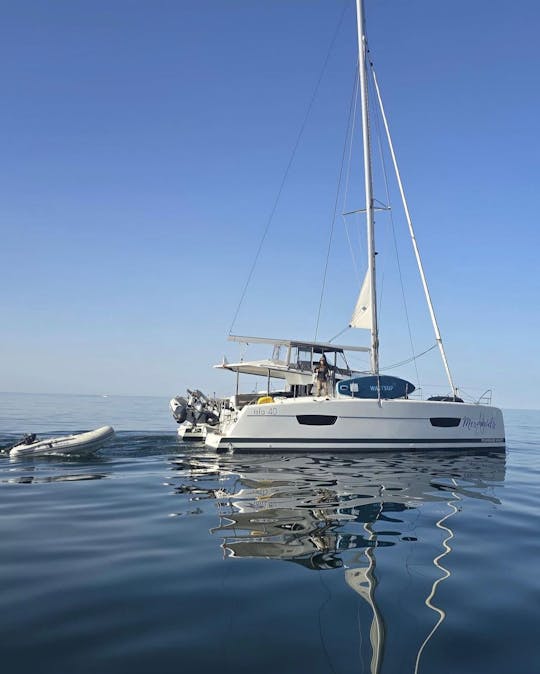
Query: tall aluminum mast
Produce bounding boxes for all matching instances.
[355,0,379,375]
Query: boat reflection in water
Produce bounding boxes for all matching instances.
[171,450,505,673]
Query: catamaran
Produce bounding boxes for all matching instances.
[178,0,505,452]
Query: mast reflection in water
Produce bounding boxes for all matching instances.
[170,450,505,674]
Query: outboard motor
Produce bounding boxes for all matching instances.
[200,409,219,426]
[169,396,188,424]
[6,433,38,452]
[187,390,219,426]
[170,390,220,427]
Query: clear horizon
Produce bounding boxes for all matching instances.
[0,391,537,415]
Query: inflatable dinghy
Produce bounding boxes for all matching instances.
[9,426,115,457]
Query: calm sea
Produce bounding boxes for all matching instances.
[1,393,539,674]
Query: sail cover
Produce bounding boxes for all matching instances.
[350,271,372,329]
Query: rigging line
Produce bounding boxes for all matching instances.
[342,219,361,283]
[369,60,421,387]
[228,0,350,336]
[342,71,359,213]
[314,65,359,343]
[380,343,437,371]
[370,63,457,395]
[342,71,361,282]
[328,325,350,343]
[342,221,360,281]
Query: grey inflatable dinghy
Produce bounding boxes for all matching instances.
[9,426,115,457]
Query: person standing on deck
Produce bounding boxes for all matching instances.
[314,356,330,396]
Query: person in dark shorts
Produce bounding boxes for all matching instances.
[314,356,330,396]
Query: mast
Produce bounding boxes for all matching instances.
[355,0,379,375]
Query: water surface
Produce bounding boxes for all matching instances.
[0,395,539,673]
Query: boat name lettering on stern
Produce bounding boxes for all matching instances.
[247,407,278,416]
[462,414,496,432]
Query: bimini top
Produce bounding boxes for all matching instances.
[228,334,370,353]
[215,335,368,383]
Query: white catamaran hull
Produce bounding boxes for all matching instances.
[205,398,504,452]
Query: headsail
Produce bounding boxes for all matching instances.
[350,271,372,329]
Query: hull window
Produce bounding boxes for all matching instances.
[430,417,461,427]
[296,415,338,426]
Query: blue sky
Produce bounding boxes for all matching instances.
[1,0,539,409]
